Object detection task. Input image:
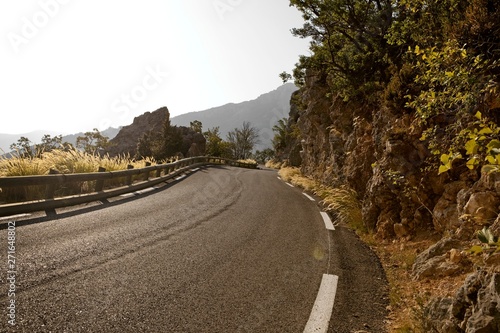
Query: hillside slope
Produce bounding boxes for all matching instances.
[279,1,500,331]
[171,83,298,151]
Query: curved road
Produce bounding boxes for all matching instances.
[1,166,387,332]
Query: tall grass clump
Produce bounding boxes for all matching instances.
[0,148,161,203]
[318,186,365,233]
[265,159,283,169]
[278,167,365,232]
[278,167,318,192]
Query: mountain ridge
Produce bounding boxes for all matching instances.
[171,83,298,151]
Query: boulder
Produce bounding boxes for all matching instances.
[412,238,464,280]
[464,192,500,224]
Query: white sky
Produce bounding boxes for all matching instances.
[0,0,309,135]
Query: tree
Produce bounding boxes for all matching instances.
[190,120,203,134]
[161,116,183,159]
[226,121,260,160]
[76,128,111,154]
[254,148,275,164]
[272,118,289,152]
[36,134,66,153]
[204,126,231,157]
[288,0,394,100]
[136,130,163,160]
[10,136,35,158]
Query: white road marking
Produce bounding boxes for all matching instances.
[191,168,200,172]
[286,182,294,187]
[120,193,135,198]
[175,175,186,181]
[303,274,339,333]
[320,212,335,231]
[277,176,282,180]
[135,187,156,195]
[302,193,315,201]
[0,213,31,221]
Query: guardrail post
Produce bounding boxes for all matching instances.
[45,168,60,199]
[144,162,151,180]
[156,164,162,178]
[126,165,134,185]
[95,167,106,192]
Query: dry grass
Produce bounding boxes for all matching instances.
[237,158,258,165]
[279,167,363,231]
[0,149,159,202]
[265,159,283,169]
[278,167,318,192]
[0,149,155,177]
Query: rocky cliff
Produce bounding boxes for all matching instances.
[285,67,500,333]
[107,106,205,159]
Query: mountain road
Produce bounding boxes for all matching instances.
[0,165,387,332]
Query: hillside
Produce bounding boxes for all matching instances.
[278,1,500,332]
[171,83,298,151]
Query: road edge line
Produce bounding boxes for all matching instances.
[320,212,335,231]
[303,274,339,333]
[302,192,315,201]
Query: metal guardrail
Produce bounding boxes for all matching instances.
[0,156,257,217]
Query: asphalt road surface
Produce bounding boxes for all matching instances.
[0,165,388,332]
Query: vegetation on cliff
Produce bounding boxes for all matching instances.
[277,0,500,331]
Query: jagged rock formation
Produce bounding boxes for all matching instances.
[425,270,500,332]
[285,68,500,333]
[106,107,205,159]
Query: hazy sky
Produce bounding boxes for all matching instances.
[0,0,309,135]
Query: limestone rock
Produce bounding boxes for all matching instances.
[433,181,467,233]
[412,254,462,280]
[414,238,462,268]
[413,238,464,280]
[424,270,500,333]
[464,192,500,224]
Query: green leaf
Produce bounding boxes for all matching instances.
[469,245,483,255]
[487,140,500,153]
[465,139,478,155]
[486,155,497,164]
[475,111,482,120]
[466,157,480,170]
[478,227,498,245]
[440,153,450,164]
[482,165,500,174]
[438,164,451,174]
[479,127,493,135]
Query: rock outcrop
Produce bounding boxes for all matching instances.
[425,270,500,333]
[284,65,500,331]
[107,107,205,159]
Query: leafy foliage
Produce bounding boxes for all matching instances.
[203,127,232,158]
[9,134,72,158]
[286,0,394,100]
[76,128,112,154]
[226,121,260,160]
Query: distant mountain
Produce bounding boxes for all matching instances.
[0,83,296,156]
[0,128,120,156]
[171,83,298,151]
